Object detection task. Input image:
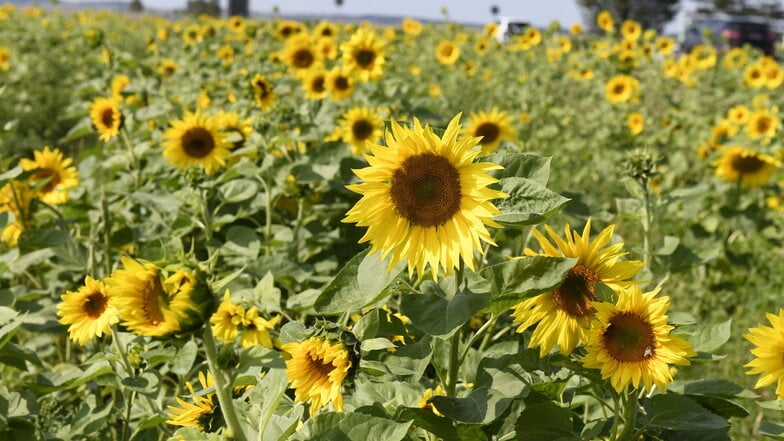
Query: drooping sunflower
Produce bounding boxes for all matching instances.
[343,114,507,280]
[57,276,118,346]
[745,309,784,399]
[210,290,246,344]
[281,34,322,78]
[745,108,779,140]
[167,371,224,432]
[281,337,352,416]
[604,74,639,104]
[162,111,230,175]
[108,257,205,337]
[301,69,328,100]
[239,307,281,349]
[327,106,384,156]
[325,66,355,101]
[110,74,130,99]
[714,146,780,188]
[510,220,644,357]
[582,285,695,392]
[250,73,276,110]
[89,97,123,142]
[435,40,461,66]
[627,112,644,136]
[19,146,80,205]
[462,108,516,155]
[340,27,386,82]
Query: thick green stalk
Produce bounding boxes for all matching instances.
[445,266,464,397]
[616,388,640,441]
[203,325,247,441]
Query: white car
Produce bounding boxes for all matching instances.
[496,16,532,44]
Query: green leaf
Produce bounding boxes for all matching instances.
[675,379,757,399]
[644,393,729,430]
[430,387,516,424]
[314,249,405,315]
[677,319,731,353]
[515,401,579,441]
[17,228,69,253]
[479,256,577,313]
[394,407,459,440]
[223,225,260,258]
[172,340,198,376]
[493,177,569,227]
[401,282,490,337]
[68,395,113,437]
[364,336,433,380]
[760,421,784,440]
[219,179,259,203]
[31,360,114,394]
[485,153,552,186]
[9,249,56,274]
[290,412,412,441]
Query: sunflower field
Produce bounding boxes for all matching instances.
[1,3,784,440]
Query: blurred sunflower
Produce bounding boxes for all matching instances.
[745,309,784,398]
[167,371,223,432]
[157,58,178,77]
[162,111,230,175]
[210,290,245,344]
[462,108,516,155]
[510,220,644,356]
[314,20,338,39]
[0,181,32,247]
[714,146,780,188]
[301,69,328,100]
[435,39,460,65]
[340,28,386,81]
[327,106,384,155]
[655,36,675,56]
[727,104,750,125]
[627,112,644,136]
[250,73,276,109]
[744,63,766,88]
[325,66,355,101]
[722,47,748,69]
[620,19,641,41]
[604,74,639,104]
[275,19,304,40]
[19,146,79,205]
[402,17,422,36]
[57,276,118,346]
[239,307,280,349]
[745,108,779,140]
[182,24,202,45]
[343,114,507,280]
[281,337,352,416]
[0,47,9,71]
[216,110,253,151]
[281,34,322,78]
[569,23,583,35]
[89,96,123,142]
[597,10,615,32]
[110,74,130,99]
[582,285,695,392]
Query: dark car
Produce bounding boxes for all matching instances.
[678,15,777,55]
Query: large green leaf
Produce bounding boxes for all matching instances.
[394,407,459,440]
[290,412,412,441]
[400,282,490,337]
[515,401,579,441]
[479,256,576,313]
[485,153,552,185]
[643,393,729,431]
[676,319,731,353]
[493,177,569,227]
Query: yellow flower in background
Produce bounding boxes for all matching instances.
[314,20,338,39]
[157,58,178,77]
[210,290,245,344]
[19,146,79,205]
[162,110,230,175]
[325,65,355,101]
[511,220,644,357]
[715,146,780,188]
[215,44,234,65]
[722,47,748,69]
[239,307,280,349]
[340,27,385,82]
[301,69,328,100]
[428,84,442,97]
[745,309,784,398]
[327,106,384,156]
[167,372,223,432]
[760,56,784,89]
[582,285,695,393]
[282,337,352,416]
[435,40,460,65]
[689,44,717,70]
[402,17,422,36]
[57,276,118,346]
[604,74,639,104]
[709,119,738,148]
[216,110,253,151]
[343,114,507,280]
[597,10,614,32]
[627,112,644,136]
[655,36,675,56]
[483,22,499,39]
[418,385,445,416]
[557,35,572,53]
[281,34,322,78]
[110,74,130,99]
[745,108,779,140]
[569,23,583,35]
[462,108,516,155]
[0,181,32,247]
[744,63,766,88]
[89,96,123,142]
[275,19,304,40]
[250,73,276,109]
[0,46,10,71]
[620,19,641,41]
[727,104,750,125]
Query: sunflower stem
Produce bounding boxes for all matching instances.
[616,388,640,441]
[111,327,135,441]
[641,176,653,272]
[258,174,273,255]
[445,266,464,397]
[203,324,248,441]
[459,313,496,366]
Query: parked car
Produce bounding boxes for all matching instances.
[678,14,776,55]
[496,16,531,44]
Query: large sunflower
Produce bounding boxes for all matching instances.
[89,97,123,142]
[582,285,695,392]
[167,371,224,432]
[162,111,230,175]
[510,220,643,356]
[19,146,79,205]
[714,146,780,188]
[281,337,352,416]
[57,276,118,346]
[327,106,384,156]
[744,309,784,399]
[250,73,277,110]
[462,108,516,155]
[343,113,507,280]
[340,27,385,82]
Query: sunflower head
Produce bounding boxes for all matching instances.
[462,108,516,155]
[167,371,224,432]
[18,146,80,205]
[250,73,276,109]
[745,309,784,399]
[605,75,639,104]
[327,106,384,156]
[89,96,123,142]
[302,69,328,100]
[57,276,119,346]
[340,27,386,82]
[714,146,781,188]
[162,111,231,175]
[325,66,355,101]
[435,40,460,65]
[282,34,322,78]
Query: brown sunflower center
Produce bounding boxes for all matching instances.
[35,168,61,193]
[334,75,350,91]
[602,312,656,363]
[197,397,224,433]
[731,154,765,174]
[390,153,462,227]
[613,84,626,95]
[440,46,454,57]
[182,127,216,158]
[756,116,771,134]
[355,49,376,68]
[311,76,326,93]
[351,119,374,140]
[82,291,108,318]
[307,352,336,378]
[292,48,314,68]
[101,108,115,129]
[551,264,600,317]
[142,273,166,326]
[475,122,501,145]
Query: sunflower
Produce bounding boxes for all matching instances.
[343,114,507,280]
[417,385,445,416]
[314,21,338,39]
[655,36,675,56]
[714,146,780,188]
[325,66,355,101]
[597,10,615,32]
[0,181,32,247]
[302,69,328,100]
[402,17,423,36]
[157,58,178,77]
[582,285,695,392]
[745,109,779,140]
[216,110,253,151]
[110,74,130,99]
[627,112,644,136]
[107,257,203,337]
[327,106,384,156]
[281,337,352,416]
[275,20,304,40]
[0,47,9,71]
[210,290,246,344]
[435,40,460,65]
[744,309,784,398]
[162,111,230,175]
[89,97,123,142]
[281,34,322,78]
[182,24,203,45]
[727,104,750,125]
[19,146,79,205]
[620,19,641,41]
[510,220,644,357]
[722,47,748,69]
[167,371,224,432]
[744,63,766,88]
[569,23,583,35]
[604,75,639,104]
[239,307,280,349]
[57,276,118,346]
[462,108,516,155]
[340,28,386,82]
[250,73,276,110]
